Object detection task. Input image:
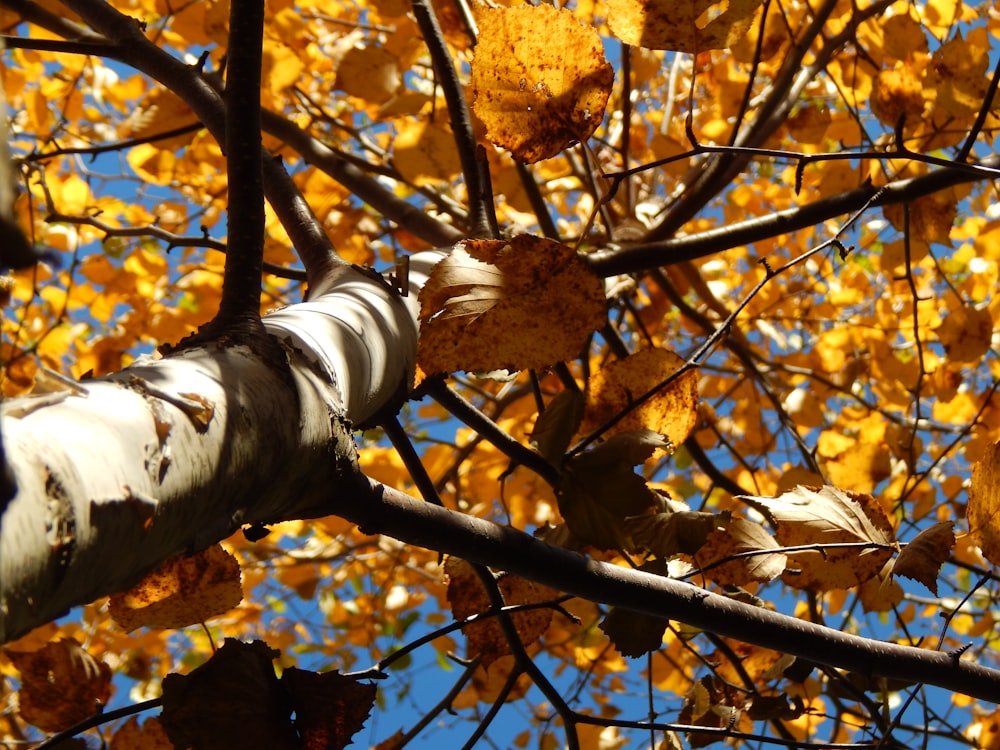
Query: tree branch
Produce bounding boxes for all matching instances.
[411,0,496,239]
[587,156,1000,277]
[56,0,345,290]
[215,0,265,329]
[350,479,1000,703]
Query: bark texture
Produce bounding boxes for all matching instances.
[0,259,427,643]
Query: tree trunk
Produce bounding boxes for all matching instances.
[0,252,440,643]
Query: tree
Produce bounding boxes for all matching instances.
[2,0,1000,747]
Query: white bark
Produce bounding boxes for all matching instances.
[0,254,443,644]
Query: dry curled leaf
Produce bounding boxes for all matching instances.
[558,431,669,550]
[109,716,173,750]
[417,237,606,374]
[626,508,717,558]
[471,4,613,162]
[892,521,955,595]
[742,485,895,590]
[109,544,243,632]
[530,389,586,466]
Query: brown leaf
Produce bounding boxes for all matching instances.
[600,559,671,657]
[282,668,376,750]
[742,486,895,590]
[471,4,613,162]
[109,544,243,632]
[5,639,112,732]
[891,521,955,595]
[679,676,749,748]
[608,0,764,52]
[444,557,556,668]
[582,348,698,448]
[969,441,1000,566]
[160,639,297,750]
[626,508,717,557]
[530,389,586,466]
[692,517,786,586]
[417,237,606,374]
[558,432,667,550]
[109,716,173,750]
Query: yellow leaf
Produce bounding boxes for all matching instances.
[108,544,243,632]
[471,5,613,163]
[393,119,463,186]
[969,441,1000,567]
[786,103,831,144]
[870,66,925,127]
[263,42,306,93]
[128,143,177,186]
[935,305,993,363]
[818,439,892,494]
[417,236,606,374]
[120,87,198,151]
[582,348,698,447]
[336,45,400,104]
[608,0,764,53]
[924,33,990,118]
[881,14,929,61]
[882,187,958,244]
[858,563,904,613]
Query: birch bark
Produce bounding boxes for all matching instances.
[0,252,443,643]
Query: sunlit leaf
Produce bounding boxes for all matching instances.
[891,521,955,595]
[336,45,401,104]
[582,348,698,447]
[108,544,243,632]
[969,441,1000,566]
[418,236,606,374]
[741,486,895,590]
[471,4,613,163]
[608,0,764,52]
[692,516,786,585]
[935,305,993,363]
